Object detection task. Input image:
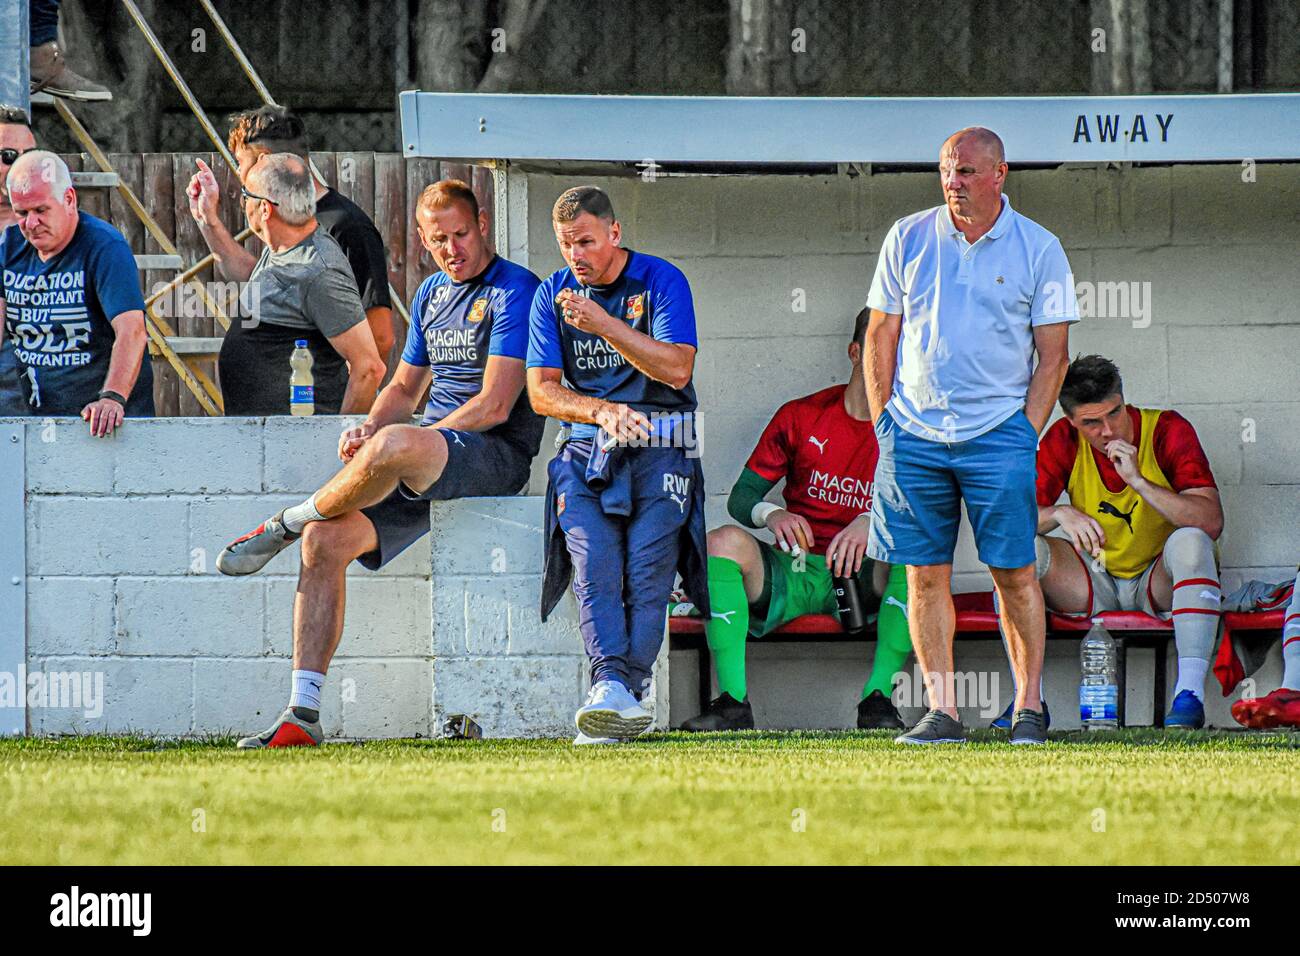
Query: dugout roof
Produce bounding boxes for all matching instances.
[399,92,1300,170]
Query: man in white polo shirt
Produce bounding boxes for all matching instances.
[863,127,1078,746]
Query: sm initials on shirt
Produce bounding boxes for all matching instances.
[423,285,492,367]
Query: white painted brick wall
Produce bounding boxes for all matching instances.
[4,163,1295,738]
[11,416,436,740]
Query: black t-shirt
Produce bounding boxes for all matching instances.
[313,189,392,311]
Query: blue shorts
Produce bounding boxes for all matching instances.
[866,407,1038,569]
[357,427,533,570]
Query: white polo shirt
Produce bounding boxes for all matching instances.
[866,194,1079,443]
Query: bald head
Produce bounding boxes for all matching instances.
[943,127,1005,167]
[6,150,79,257]
[245,152,315,226]
[938,127,1007,229]
[7,149,72,200]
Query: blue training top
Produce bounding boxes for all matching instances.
[526,249,698,418]
[401,254,543,453]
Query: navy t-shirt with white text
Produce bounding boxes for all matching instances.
[401,254,543,454]
[1,213,153,415]
[526,250,698,418]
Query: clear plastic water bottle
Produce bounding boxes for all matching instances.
[1079,618,1119,729]
[289,339,314,416]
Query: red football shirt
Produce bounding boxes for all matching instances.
[745,384,879,554]
[1036,405,1217,505]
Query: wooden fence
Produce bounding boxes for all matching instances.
[61,151,494,416]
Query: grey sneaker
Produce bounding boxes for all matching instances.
[216,511,300,576]
[29,42,113,102]
[894,710,967,745]
[1009,708,1048,745]
[236,707,323,749]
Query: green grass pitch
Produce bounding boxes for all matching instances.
[2,730,1296,865]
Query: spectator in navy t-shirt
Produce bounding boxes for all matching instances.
[1,150,152,435]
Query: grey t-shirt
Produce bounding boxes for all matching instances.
[243,228,366,337]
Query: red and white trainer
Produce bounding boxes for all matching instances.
[236,707,323,749]
[216,511,300,576]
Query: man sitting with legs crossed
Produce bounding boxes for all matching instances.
[215,180,543,747]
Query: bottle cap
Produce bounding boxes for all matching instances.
[295,339,308,348]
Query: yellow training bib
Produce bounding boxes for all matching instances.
[1067,407,1176,579]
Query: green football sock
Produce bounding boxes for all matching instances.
[863,562,912,699]
[705,556,751,701]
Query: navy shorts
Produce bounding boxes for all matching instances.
[357,427,533,570]
[866,407,1038,569]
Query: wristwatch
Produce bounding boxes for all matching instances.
[98,389,127,406]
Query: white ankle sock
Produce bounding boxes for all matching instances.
[1174,657,1209,702]
[282,494,324,533]
[290,669,326,711]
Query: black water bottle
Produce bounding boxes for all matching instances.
[834,573,869,635]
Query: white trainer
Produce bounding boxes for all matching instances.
[572,732,620,746]
[574,680,653,740]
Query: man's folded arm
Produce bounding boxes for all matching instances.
[727,467,780,528]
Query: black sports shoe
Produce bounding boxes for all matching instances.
[681,692,755,731]
[1009,708,1048,745]
[894,709,967,745]
[857,689,905,730]
[991,696,1052,730]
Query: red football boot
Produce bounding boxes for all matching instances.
[1258,688,1300,729]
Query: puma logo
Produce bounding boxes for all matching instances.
[712,610,736,624]
[1097,501,1136,532]
[807,436,828,454]
[884,595,908,616]
[449,432,466,447]
[663,473,690,514]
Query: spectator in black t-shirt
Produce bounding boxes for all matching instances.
[185,105,395,364]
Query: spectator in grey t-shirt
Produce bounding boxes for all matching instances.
[217,153,384,416]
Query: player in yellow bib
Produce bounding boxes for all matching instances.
[1022,355,1224,729]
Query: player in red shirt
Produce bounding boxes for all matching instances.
[1224,569,1300,728]
[1016,354,1224,729]
[681,309,911,731]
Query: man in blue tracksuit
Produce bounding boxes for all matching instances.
[528,185,708,745]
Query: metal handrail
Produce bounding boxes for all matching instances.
[119,0,237,171]
[198,0,412,330]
